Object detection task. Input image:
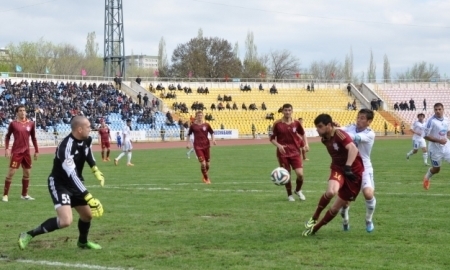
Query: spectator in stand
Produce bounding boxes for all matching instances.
[270,85,278,94]
[409,98,416,111]
[135,76,142,85]
[259,84,264,91]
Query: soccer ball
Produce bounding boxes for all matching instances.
[270,167,290,186]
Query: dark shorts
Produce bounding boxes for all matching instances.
[48,175,87,209]
[195,147,211,163]
[101,141,111,149]
[277,155,303,171]
[10,151,32,169]
[329,169,362,201]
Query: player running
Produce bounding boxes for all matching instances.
[114,119,134,166]
[187,111,216,184]
[3,105,39,202]
[270,104,308,202]
[98,120,112,162]
[406,113,429,166]
[423,103,450,190]
[303,114,363,236]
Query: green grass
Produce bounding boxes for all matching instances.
[1,139,450,269]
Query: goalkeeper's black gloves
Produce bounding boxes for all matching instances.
[343,165,356,182]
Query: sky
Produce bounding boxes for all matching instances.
[1,0,450,79]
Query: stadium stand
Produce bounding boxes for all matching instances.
[172,86,395,135]
[372,82,450,124]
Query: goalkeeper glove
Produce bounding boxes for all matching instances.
[92,166,104,187]
[343,165,356,182]
[84,193,104,217]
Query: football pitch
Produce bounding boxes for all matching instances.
[1,138,450,270]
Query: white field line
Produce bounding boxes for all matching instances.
[0,258,133,270]
[18,183,450,197]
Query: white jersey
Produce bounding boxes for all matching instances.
[412,120,426,140]
[424,116,450,150]
[342,124,375,171]
[122,125,132,142]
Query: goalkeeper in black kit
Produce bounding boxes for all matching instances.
[18,116,105,250]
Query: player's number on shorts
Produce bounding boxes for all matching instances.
[11,161,17,167]
[61,194,71,204]
[334,172,342,181]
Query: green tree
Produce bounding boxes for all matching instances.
[242,31,266,78]
[397,61,439,82]
[171,37,241,78]
[158,37,169,77]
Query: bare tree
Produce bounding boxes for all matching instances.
[343,47,353,82]
[233,42,240,59]
[368,49,376,82]
[268,50,300,79]
[158,37,169,77]
[85,32,99,58]
[197,28,203,39]
[309,59,343,82]
[52,43,84,75]
[383,54,391,83]
[171,37,241,78]
[83,32,102,76]
[397,61,439,82]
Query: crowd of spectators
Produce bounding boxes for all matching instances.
[0,79,161,132]
[394,99,417,111]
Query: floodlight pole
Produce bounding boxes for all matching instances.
[104,0,126,79]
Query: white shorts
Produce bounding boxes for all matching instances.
[122,140,133,151]
[361,169,374,191]
[429,144,450,167]
[412,138,426,150]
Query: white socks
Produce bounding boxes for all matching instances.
[116,152,125,160]
[127,152,132,163]
[423,153,428,164]
[425,167,434,179]
[365,197,376,222]
[342,206,349,224]
[187,148,194,155]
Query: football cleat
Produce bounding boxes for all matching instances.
[294,190,306,201]
[202,178,211,184]
[127,163,134,166]
[77,241,102,250]
[305,217,317,229]
[18,232,33,250]
[21,195,35,201]
[366,220,374,233]
[288,195,295,202]
[343,222,350,231]
[423,175,430,190]
[2,195,8,202]
[302,226,315,237]
[114,159,119,166]
[406,153,410,160]
[106,158,110,161]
